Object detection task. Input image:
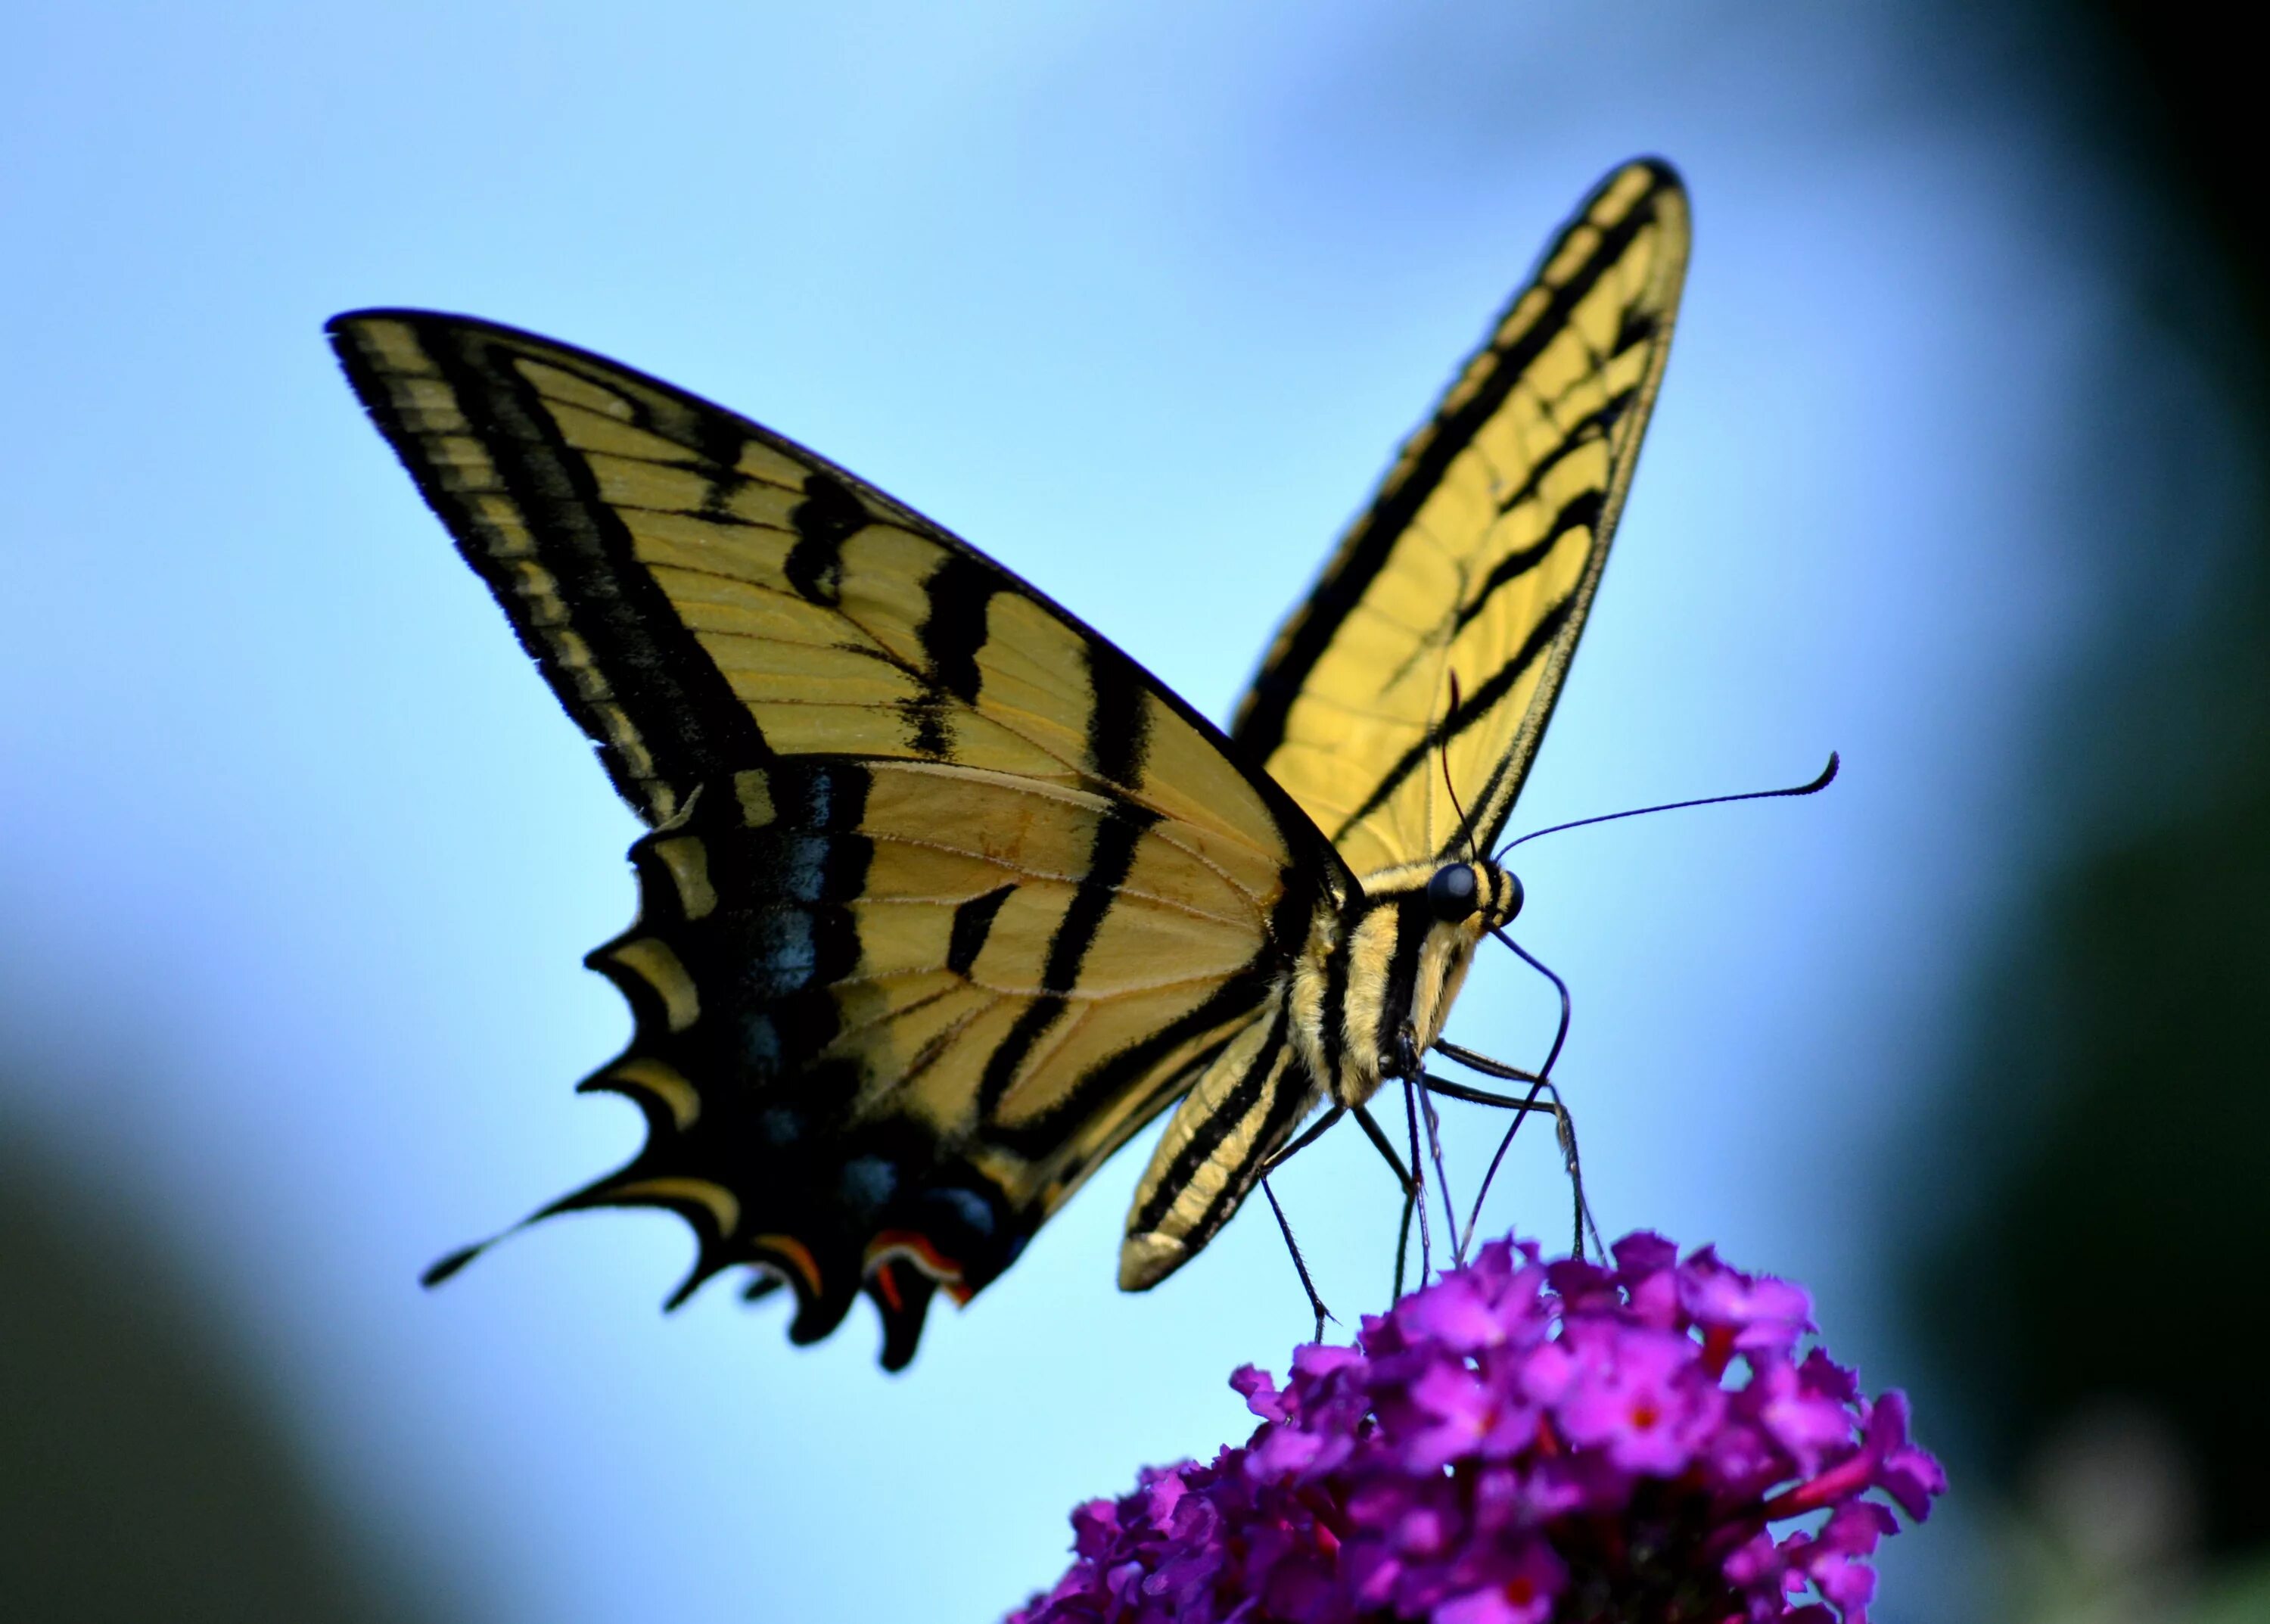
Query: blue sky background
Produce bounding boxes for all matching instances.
[2,5,2213,1619]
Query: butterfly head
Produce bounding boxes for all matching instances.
[1425,858,1522,932]
[1301,857,1530,1105]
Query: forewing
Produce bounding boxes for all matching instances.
[1232,160,1690,874]
[329,309,1309,862]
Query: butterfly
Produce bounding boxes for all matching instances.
[332,157,1689,1370]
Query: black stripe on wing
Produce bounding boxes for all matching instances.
[330,313,772,819]
[333,309,1349,868]
[987,969,1274,1165]
[567,758,1035,1367]
[975,801,1161,1118]
[1127,1000,1292,1240]
[1329,593,1576,846]
[1231,160,1684,768]
[905,552,1000,759]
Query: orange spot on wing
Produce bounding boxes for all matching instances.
[870,1260,906,1313]
[863,1228,969,1290]
[749,1232,823,1299]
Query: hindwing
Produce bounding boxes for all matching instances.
[1232,160,1689,876]
[561,756,1296,1369]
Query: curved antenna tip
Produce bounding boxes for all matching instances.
[1499,747,1846,857]
[420,1241,487,1289]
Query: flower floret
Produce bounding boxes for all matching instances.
[1010,1234,1944,1624]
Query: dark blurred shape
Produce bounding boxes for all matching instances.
[1905,0,2270,1591]
[2090,0,2270,346]
[1,1085,465,1624]
[1926,772,2270,1546]
[2018,1402,2201,1613]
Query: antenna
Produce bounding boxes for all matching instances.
[1439,671,1482,863]
[1496,751,1839,861]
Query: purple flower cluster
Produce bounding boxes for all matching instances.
[1010,1234,1943,1624]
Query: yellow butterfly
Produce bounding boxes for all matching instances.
[334,158,1689,1369]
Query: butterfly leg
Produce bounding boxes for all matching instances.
[1396,1072,1440,1287]
[1396,1022,1463,1256]
[1261,1179,1333,1342]
[1260,1103,1347,1178]
[1351,1103,1420,1300]
[1429,1044,1603,1264]
[1454,932,1587,1260]
[1255,1106,1347,1340]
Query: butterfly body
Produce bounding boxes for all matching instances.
[1311,855,1525,1104]
[1119,853,1524,1289]
[341,159,1688,1367]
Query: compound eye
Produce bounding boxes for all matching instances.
[1426,863,1480,923]
[1499,870,1525,923]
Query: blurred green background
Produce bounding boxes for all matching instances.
[5,4,2262,1621]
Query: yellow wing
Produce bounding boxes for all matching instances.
[567,756,1300,1369]
[1232,160,1690,877]
[330,311,1301,851]
[331,311,1348,1367]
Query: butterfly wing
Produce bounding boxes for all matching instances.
[1232,160,1690,875]
[574,755,1295,1368]
[332,312,1344,1365]
[331,311,1303,839]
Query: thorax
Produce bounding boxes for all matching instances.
[1287,855,1518,1109]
